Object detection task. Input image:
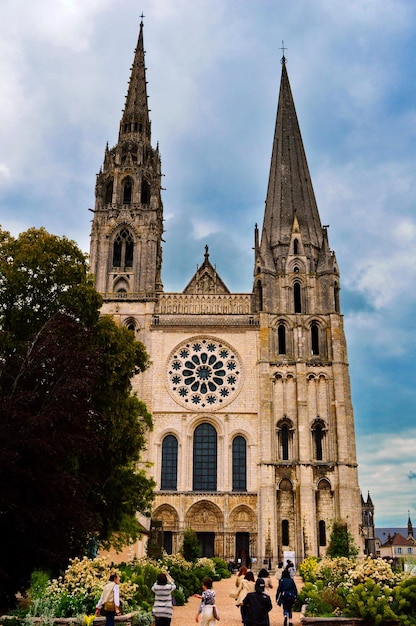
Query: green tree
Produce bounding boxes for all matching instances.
[327,519,359,559]
[181,528,200,562]
[0,227,154,609]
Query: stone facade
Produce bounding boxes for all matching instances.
[90,22,364,566]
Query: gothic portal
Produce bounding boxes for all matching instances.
[89,20,363,565]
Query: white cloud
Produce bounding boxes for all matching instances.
[358,430,416,525]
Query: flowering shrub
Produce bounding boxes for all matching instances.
[315,556,355,587]
[298,555,416,624]
[28,556,139,618]
[20,552,229,624]
[299,556,320,583]
[348,557,399,587]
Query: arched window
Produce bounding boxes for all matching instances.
[276,417,294,461]
[278,324,286,355]
[281,424,289,460]
[141,179,151,204]
[193,423,217,491]
[105,179,113,204]
[319,520,326,546]
[232,436,247,491]
[161,435,178,490]
[113,228,134,269]
[282,519,289,546]
[294,282,301,313]
[311,322,319,355]
[123,177,133,204]
[293,238,299,254]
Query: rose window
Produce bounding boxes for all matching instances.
[166,337,243,410]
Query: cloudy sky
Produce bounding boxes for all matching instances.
[1,0,415,529]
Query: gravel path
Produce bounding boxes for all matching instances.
[171,574,304,626]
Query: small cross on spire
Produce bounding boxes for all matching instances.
[280,40,287,65]
[140,12,145,25]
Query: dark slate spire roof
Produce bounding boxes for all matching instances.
[260,57,323,262]
[119,18,151,141]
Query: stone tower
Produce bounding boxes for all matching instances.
[90,24,363,564]
[89,19,163,296]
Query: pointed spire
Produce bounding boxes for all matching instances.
[408,512,413,538]
[261,57,323,264]
[119,16,151,141]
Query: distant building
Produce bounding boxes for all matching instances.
[89,18,366,564]
[376,515,416,568]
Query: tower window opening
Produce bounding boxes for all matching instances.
[294,282,301,313]
[314,424,323,460]
[311,322,319,355]
[334,283,340,313]
[319,520,326,546]
[256,280,263,312]
[278,323,286,354]
[123,178,133,204]
[124,123,129,133]
[293,238,299,254]
[282,519,289,546]
[113,228,134,269]
[105,179,113,204]
[141,179,151,204]
[281,424,289,460]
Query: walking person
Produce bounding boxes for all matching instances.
[243,578,272,626]
[95,573,121,626]
[275,561,284,582]
[257,568,273,594]
[194,576,217,626]
[151,572,176,626]
[234,570,255,626]
[276,569,297,626]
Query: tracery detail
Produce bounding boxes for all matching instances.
[166,336,243,411]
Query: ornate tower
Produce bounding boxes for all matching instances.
[89,19,163,297]
[253,55,362,558]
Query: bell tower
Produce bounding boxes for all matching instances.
[89,18,163,297]
[253,55,363,557]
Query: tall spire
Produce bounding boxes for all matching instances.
[260,57,323,264]
[119,17,151,142]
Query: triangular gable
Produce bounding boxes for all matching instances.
[183,245,230,294]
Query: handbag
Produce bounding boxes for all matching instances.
[212,605,220,621]
[104,601,116,612]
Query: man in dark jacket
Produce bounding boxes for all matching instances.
[243,578,273,626]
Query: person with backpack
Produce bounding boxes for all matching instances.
[243,578,272,626]
[276,569,297,626]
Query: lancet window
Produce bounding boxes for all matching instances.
[232,436,247,491]
[161,435,178,490]
[193,423,217,491]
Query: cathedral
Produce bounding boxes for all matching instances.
[89,20,365,565]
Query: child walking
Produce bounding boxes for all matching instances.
[194,576,217,626]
